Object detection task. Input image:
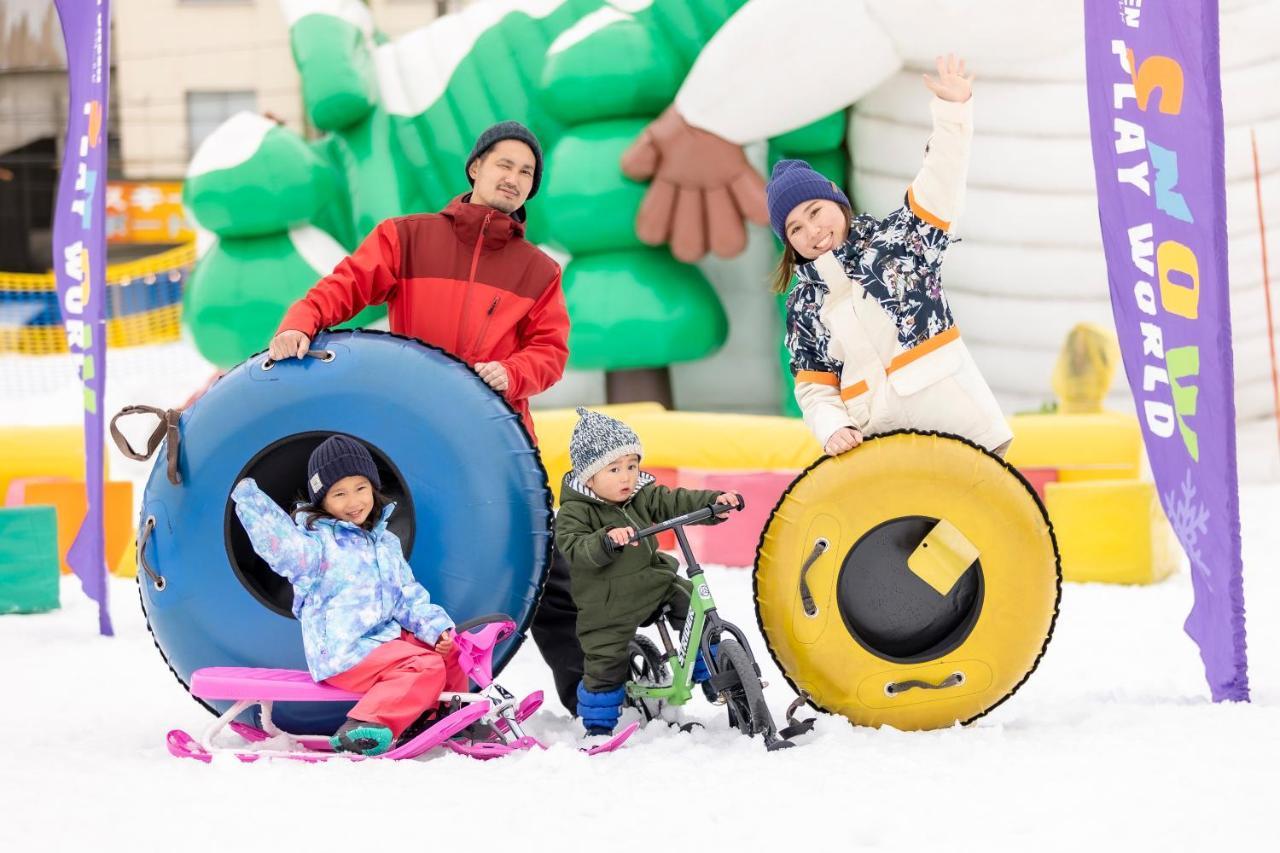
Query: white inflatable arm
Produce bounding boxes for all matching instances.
[673,0,902,144]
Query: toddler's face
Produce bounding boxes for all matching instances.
[587,454,640,504]
[322,475,375,526]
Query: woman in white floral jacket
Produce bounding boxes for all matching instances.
[768,54,1012,458]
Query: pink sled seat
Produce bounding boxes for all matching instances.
[187,620,516,701]
[190,667,363,702]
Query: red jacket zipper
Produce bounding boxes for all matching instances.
[473,296,500,353]
[459,210,493,354]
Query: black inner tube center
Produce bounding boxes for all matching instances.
[836,515,983,664]
[224,432,415,618]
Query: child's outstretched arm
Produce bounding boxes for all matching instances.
[555,503,622,570]
[392,561,455,647]
[638,484,732,526]
[231,478,322,588]
[907,54,974,232]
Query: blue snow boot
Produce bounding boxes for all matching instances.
[577,682,626,736]
[693,642,720,702]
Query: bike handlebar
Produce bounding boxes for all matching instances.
[625,498,745,545]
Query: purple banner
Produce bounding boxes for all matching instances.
[52,0,113,636]
[1084,0,1246,700]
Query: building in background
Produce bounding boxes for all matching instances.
[0,0,466,269]
[114,0,465,180]
[0,0,120,271]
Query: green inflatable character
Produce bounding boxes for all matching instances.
[183,0,847,407]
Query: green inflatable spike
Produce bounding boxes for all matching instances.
[184,0,858,389]
[183,232,384,368]
[183,126,338,239]
[542,119,653,255]
[563,249,727,370]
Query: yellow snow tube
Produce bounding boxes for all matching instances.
[755,431,1060,731]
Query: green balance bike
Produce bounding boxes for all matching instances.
[622,501,814,752]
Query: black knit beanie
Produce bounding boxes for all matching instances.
[306,435,381,504]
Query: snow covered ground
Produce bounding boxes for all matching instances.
[2,500,1278,852]
[1,343,1278,851]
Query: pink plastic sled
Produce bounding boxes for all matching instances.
[166,617,635,762]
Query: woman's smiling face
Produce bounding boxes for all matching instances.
[784,198,848,260]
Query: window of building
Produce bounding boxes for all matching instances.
[186,90,258,157]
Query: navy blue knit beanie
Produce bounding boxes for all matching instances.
[307,435,381,504]
[466,120,544,200]
[766,159,851,242]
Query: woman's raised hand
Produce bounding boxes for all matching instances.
[922,54,974,103]
[824,426,864,457]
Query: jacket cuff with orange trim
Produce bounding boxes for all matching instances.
[794,369,840,387]
[794,377,855,448]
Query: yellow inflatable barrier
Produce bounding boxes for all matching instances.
[1044,480,1177,584]
[7,479,135,577]
[0,426,108,499]
[534,404,817,502]
[1004,412,1142,483]
[1005,412,1177,583]
[756,431,1060,731]
[534,405,1174,585]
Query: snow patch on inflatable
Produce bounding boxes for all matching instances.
[186,112,276,179]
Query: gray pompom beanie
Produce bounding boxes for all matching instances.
[569,407,643,482]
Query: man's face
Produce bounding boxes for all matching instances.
[468,139,536,214]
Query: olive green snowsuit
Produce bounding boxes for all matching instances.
[554,472,725,690]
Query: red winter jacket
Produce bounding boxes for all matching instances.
[278,196,569,443]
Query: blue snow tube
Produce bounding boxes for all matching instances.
[137,329,553,734]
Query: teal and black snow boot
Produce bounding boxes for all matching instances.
[330,718,393,756]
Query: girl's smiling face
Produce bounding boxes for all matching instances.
[784,198,849,260]
[322,475,375,526]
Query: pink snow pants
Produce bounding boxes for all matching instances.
[323,630,468,738]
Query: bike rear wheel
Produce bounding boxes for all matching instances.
[625,634,670,723]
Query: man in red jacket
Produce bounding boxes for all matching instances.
[268,121,568,443]
[269,122,585,714]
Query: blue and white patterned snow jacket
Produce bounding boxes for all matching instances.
[785,196,955,380]
[231,478,454,681]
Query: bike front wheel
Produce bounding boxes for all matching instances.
[715,638,775,739]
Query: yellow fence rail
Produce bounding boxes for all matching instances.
[0,242,195,354]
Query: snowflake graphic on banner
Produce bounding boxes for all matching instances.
[1165,470,1212,591]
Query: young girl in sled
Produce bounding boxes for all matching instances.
[769,54,1012,458]
[232,434,463,756]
